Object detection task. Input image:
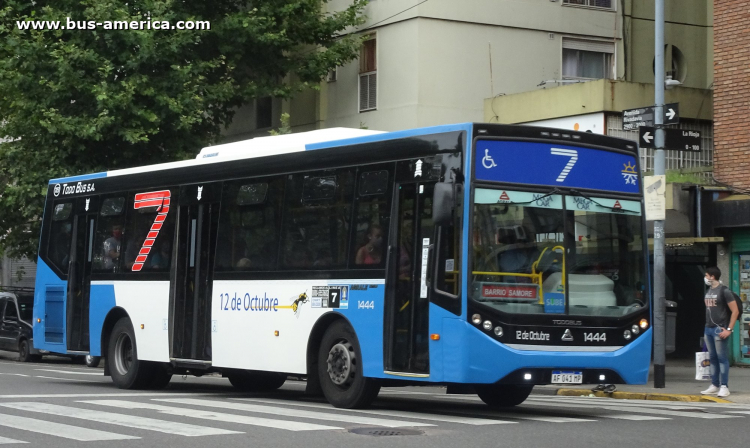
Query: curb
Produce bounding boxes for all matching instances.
[555,388,733,403]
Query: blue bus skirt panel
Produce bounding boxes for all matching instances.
[88,284,117,357]
[32,259,68,353]
[441,318,652,385]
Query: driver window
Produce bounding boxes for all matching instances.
[3,302,17,321]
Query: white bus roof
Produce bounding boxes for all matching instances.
[104,128,384,178]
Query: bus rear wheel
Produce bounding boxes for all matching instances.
[108,317,153,389]
[317,320,380,409]
[475,384,533,408]
[227,371,286,391]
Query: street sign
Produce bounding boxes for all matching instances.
[638,126,702,152]
[622,103,679,130]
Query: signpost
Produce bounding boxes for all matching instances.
[638,126,701,152]
[622,103,679,130]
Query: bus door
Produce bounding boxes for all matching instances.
[171,184,220,362]
[66,196,98,352]
[385,169,437,374]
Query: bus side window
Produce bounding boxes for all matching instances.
[281,169,355,270]
[47,202,74,273]
[215,177,284,272]
[352,167,392,267]
[92,197,126,273]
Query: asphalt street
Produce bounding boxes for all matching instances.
[0,350,746,448]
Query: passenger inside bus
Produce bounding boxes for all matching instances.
[355,224,384,265]
[102,224,122,271]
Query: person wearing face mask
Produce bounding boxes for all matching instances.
[355,224,384,265]
[701,266,740,398]
[102,224,123,271]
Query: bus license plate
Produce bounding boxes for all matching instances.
[551,371,583,384]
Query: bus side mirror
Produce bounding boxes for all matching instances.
[432,183,454,226]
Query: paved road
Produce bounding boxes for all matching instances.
[0,351,746,448]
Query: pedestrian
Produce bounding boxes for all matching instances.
[701,266,740,398]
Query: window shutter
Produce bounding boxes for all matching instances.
[562,38,614,54]
[359,73,377,112]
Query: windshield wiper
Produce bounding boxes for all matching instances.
[503,188,563,206]
[568,189,639,214]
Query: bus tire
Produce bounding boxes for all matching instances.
[107,317,153,389]
[317,320,380,409]
[475,384,533,408]
[227,371,286,391]
[147,363,172,389]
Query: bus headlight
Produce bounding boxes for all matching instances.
[632,325,640,335]
[640,319,649,329]
[623,330,632,340]
[472,314,482,325]
[483,320,493,331]
[494,326,504,337]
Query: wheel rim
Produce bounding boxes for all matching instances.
[326,341,355,386]
[114,332,133,376]
[86,355,94,364]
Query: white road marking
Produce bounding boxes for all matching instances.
[0,413,137,441]
[0,402,240,437]
[0,435,26,444]
[0,392,220,399]
[33,376,99,383]
[156,398,434,428]
[82,400,341,432]
[35,369,102,376]
[487,413,595,423]
[603,414,671,421]
[237,398,515,425]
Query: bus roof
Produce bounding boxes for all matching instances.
[49,123,473,183]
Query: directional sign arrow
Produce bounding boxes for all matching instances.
[666,108,676,120]
[642,131,654,144]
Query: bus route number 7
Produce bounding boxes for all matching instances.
[131,190,171,272]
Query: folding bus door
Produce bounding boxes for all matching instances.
[171,184,220,363]
[385,164,439,375]
[66,196,98,352]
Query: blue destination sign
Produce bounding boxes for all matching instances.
[474,140,640,194]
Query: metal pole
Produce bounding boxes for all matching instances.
[653,0,666,388]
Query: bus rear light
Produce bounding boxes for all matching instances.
[472,314,482,325]
[482,321,492,331]
[623,330,632,340]
[639,319,649,329]
[632,325,640,335]
[430,334,440,341]
[494,326,503,337]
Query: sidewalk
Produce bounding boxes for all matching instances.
[533,359,750,404]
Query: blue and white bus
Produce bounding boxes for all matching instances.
[33,123,650,408]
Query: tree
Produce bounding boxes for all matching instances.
[0,0,366,259]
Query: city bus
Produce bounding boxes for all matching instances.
[33,123,651,408]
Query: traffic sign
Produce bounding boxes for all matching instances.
[622,103,679,130]
[638,126,701,152]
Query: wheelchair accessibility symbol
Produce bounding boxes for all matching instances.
[482,149,497,169]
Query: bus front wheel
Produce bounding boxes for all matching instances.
[108,317,152,389]
[475,384,533,407]
[317,320,380,409]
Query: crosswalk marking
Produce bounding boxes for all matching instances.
[525,401,740,419]
[0,413,137,441]
[34,369,102,376]
[0,402,240,437]
[486,414,596,423]
[603,414,671,421]
[155,398,435,428]
[517,400,671,420]
[82,400,342,432]
[237,398,516,425]
[0,435,26,445]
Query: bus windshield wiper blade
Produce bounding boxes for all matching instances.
[505,188,563,206]
[568,189,639,214]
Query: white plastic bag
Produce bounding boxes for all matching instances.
[695,351,710,381]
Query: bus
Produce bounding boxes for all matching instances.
[33,123,651,408]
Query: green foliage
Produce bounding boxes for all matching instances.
[269,112,291,136]
[0,0,367,259]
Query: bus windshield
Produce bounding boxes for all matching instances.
[472,188,647,317]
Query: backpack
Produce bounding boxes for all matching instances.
[720,285,744,321]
